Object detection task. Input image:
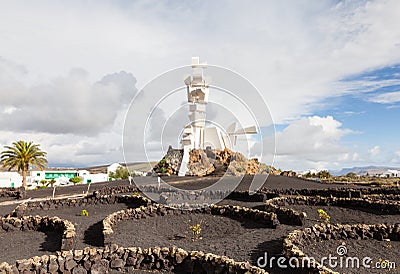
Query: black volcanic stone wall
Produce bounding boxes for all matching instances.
[283,223,400,274]
[0,187,24,199]
[269,195,400,215]
[10,193,151,218]
[0,216,75,251]
[103,204,279,246]
[0,245,267,273]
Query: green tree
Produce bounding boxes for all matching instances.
[69,176,83,185]
[317,170,331,179]
[46,178,56,187]
[0,141,47,189]
[346,172,357,179]
[114,166,130,179]
[109,166,130,179]
[39,179,48,188]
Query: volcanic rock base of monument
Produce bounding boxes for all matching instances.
[152,146,268,177]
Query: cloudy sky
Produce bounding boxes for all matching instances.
[1,0,400,171]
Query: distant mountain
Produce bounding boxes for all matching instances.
[331,166,400,176]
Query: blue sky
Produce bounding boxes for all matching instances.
[314,65,400,164]
[0,1,400,171]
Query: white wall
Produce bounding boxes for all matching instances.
[84,173,108,184]
[0,172,22,188]
[107,163,122,175]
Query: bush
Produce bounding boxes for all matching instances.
[39,179,48,188]
[317,209,330,223]
[109,166,130,179]
[69,176,83,185]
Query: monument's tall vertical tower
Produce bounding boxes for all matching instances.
[178,57,208,176]
[178,57,258,176]
[182,57,209,149]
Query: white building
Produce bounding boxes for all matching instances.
[0,172,22,188]
[381,170,400,178]
[107,163,123,175]
[28,169,108,188]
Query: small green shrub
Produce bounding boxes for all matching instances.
[317,209,330,223]
[189,223,202,236]
[188,220,204,241]
[70,176,83,185]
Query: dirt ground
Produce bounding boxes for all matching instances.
[28,202,136,249]
[288,204,400,227]
[303,239,400,274]
[110,213,298,270]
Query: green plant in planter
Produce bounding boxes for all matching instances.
[189,222,202,241]
[81,209,89,216]
[317,209,330,223]
[189,224,201,237]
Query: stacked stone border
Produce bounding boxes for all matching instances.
[363,194,400,201]
[261,186,400,199]
[265,197,306,226]
[10,192,152,218]
[0,187,24,199]
[283,223,400,274]
[103,203,279,245]
[265,195,400,226]
[0,244,267,274]
[0,215,75,251]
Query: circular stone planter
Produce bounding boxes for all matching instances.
[103,203,279,245]
[0,215,75,254]
[102,203,279,271]
[10,193,151,218]
[0,244,267,274]
[265,195,400,226]
[261,186,400,199]
[283,223,400,273]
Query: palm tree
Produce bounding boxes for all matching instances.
[0,141,47,189]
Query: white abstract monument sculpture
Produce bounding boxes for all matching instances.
[178,57,258,176]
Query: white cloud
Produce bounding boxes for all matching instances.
[274,116,352,156]
[1,1,400,123]
[0,59,137,135]
[0,1,400,168]
[369,145,381,156]
[369,91,400,104]
[253,115,356,171]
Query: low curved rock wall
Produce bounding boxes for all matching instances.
[0,187,24,199]
[264,199,306,226]
[270,195,400,215]
[283,223,400,273]
[0,244,267,274]
[103,204,279,245]
[10,193,152,218]
[0,215,75,251]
